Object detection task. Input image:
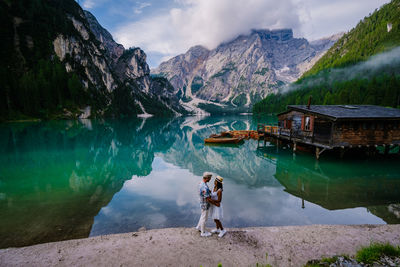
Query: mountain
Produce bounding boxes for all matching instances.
[253,0,400,114]
[153,29,340,114]
[0,0,185,121]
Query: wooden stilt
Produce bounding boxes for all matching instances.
[316,147,320,160]
[293,142,297,153]
[384,145,390,155]
[314,159,320,170]
[340,147,345,159]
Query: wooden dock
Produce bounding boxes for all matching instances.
[227,130,261,140]
[256,105,400,159]
[257,123,400,159]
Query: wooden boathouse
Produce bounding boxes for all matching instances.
[258,105,400,159]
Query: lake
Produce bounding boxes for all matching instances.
[1,115,400,248]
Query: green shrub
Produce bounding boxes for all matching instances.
[356,243,400,264]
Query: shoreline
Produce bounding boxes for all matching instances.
[1,224,400,267]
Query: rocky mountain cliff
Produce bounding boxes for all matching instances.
[0,0,185,120]
[153,29,341,114]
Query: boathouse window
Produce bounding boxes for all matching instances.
[304,116,311,131]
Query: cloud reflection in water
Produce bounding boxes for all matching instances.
[90,154,385,236]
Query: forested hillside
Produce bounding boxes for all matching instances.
[253,0,400,114]
[0,0,92,120]
[0,0,184,121]
[253,66,400,114]
[302,0,400,78]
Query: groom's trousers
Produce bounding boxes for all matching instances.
[196,208,209,233]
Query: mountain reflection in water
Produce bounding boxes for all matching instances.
[0,115,399,248]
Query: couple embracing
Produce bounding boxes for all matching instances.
[196,172,226,238]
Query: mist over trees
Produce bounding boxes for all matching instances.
[254,0,400,114]
[302,0,400,78]
[253,71,400,114]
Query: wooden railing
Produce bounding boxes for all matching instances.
[279,128,291,137]
[258,124,331,145]
[265,125,279,134]
[257,124,278,135]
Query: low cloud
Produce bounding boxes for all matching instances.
[113,0,390,67]
[281,47,400,94]
[115,0,301,56]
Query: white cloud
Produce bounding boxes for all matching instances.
[82,0,96,9]
[134,2,151,14]
[296,0,390,40]
[115,0,301,55]
[82,0,111,10]
[113,0,390,66]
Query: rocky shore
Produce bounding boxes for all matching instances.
[1,224,400,267]
[308,255,400,267]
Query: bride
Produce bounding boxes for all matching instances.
[210,176,226,237]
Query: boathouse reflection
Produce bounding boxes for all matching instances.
[257,146,400,223]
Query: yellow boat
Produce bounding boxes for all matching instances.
[204,136,244,144]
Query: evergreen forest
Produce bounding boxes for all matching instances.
[0,0,98,121]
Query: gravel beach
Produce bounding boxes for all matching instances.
[1,224,400,267]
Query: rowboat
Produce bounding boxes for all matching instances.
[204,142,242,147]
[204,136,244,144]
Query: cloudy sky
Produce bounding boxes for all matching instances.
[81,0,390,68]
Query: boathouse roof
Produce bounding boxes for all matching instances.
[280,105,400,120]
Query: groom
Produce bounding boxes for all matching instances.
[196,172,219,237]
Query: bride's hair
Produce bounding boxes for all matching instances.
[215,180,223,191]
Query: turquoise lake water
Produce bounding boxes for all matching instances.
[0,115,400,248]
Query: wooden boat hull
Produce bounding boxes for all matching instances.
[204,142,242,148]
[204,137,244,144]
